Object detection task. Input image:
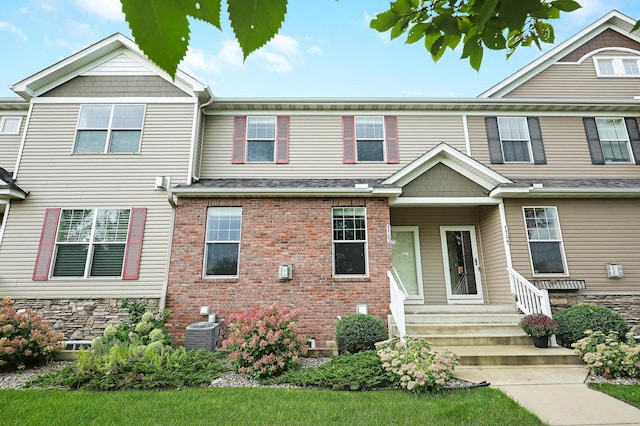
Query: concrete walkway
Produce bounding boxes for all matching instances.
[455,365,640,425]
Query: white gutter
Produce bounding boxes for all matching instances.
[0,201,9,247]
[491,185,640,198]
[170,186,402,198]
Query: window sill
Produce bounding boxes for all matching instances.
[330,276,371,283]
[203,277,239,283]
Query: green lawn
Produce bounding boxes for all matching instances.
[1,387,545,425]
[589,384,640,409]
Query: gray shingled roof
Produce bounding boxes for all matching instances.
[501,178,640,189]
[178,178,394,189]
[0,167,27,196]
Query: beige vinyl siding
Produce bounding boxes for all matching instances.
[0,114,26,171]
[42,76,190,98]
[200,114,467,178]
[391,207,491,304]
[477,205,511,304]
[468,115,640,178]
[503,55,640,99]
[505,198,640,294]
[0,103,194,298]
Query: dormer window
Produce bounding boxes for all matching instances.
[594,57,640,77]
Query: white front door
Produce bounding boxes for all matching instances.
[391,226,424,303]
[440,226,484,304]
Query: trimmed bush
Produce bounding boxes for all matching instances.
[335,313,388,354]
[222,304,307,379]
[0,297,65,371]
[554,304,629,348]
[280,350,394,390]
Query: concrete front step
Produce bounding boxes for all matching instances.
[433,345,583,367]
[406,323,525,336]
[404,304,518,315]
[417,334,532,346]
[406,313,524,324]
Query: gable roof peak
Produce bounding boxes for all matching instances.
[10,33,211,101]
[479,10,639,98]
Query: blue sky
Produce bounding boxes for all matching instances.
[0,0,638,99]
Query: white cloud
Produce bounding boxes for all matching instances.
[217,40,244,66]
[181,47,221,75]
[0,22,27,41]
[308,46,323,55]
[74,0,124,21]
[253,35,302,73]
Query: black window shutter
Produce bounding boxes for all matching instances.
[527,117,546,164]
[624,117,640,165]
[485,117,503,164]
[583,117,605,165]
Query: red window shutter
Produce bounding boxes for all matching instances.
[232,116,247,164]
[122,207,146,280]
[342,116,356,164]
[33,208,61,281]
[276,116,290,164]
[385,116,400,164]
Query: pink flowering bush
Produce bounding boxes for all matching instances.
[0,297,65,371]
[376,337,459,393]
[222,304,307,379]
[573,330,640,378]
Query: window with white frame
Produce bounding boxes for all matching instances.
[332,207,367,275]
[523,207,567,275]
[0,117,22,135]
[595,118,632,163]
[497,117,532,162]
[246,117,276,162]
[356,117,385,162]
[205,207,242,276]
[74,104,145,153]
[52,209,131,277]
[594,57,640,77]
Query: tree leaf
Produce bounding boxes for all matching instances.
[228,0,287,59]
[406,23,428,44]
[370,10,401,32]
[179,0,221,28]
[121,0,191,78]
[551,0,582,12]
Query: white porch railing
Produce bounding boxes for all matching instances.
[388,268,408,341]
[507,267,552,317]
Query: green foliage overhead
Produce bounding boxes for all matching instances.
[370,0,582,70]
[119,0,593,79]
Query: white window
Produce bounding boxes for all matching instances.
[246,117,276,162]
[356,117,385,162]
[594,57,640,77]
[0,117,22,135]
[497,117,532,162]
[332,207,367,276]
[523,207,567,276]
[52,209,131,278]
[595,118,632,163]
[205,207,242,276]
[74,105,145,153]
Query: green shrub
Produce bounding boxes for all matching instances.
[0,297,65,371]
[221,304,307,379]
[280,351,394,390]
[554,304,629,348]
[573,330,640,378]
[335,314,388,354]
[377,337,459,393]
[99,301,172,347]
[27,346,226,390]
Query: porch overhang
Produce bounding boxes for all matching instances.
[389,196,501,207]
[0,168,28,200]
[491,179,640,199]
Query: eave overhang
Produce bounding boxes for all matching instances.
[491,186,640,199]
[170,182,402,198]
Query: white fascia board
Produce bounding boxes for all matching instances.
[0,188,27,200]
[389,197,501,206]
[479,11,637,98]
[31,97,198,104]
[491,186,640,198]
[169,187,400,197]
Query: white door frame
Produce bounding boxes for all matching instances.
[440,226,484,304]
[391,226,424,304]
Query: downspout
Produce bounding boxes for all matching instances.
[160,94,213,310]
[0,201,10,248]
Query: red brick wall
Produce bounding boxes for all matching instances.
[166,197,392,348]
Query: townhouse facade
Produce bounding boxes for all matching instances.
[1,11,639,347]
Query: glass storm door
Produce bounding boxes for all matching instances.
[440,226,484,303]
[391,227,424,303]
